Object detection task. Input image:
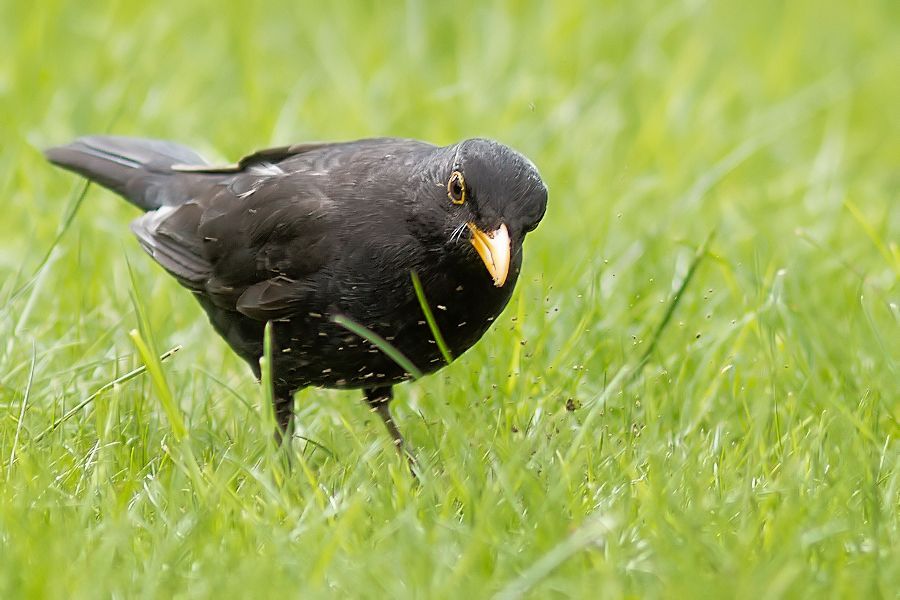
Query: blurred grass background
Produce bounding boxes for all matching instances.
[1,0,897,597]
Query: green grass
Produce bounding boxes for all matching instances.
[1,0,898,597]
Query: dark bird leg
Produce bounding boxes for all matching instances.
[364,387,414,463]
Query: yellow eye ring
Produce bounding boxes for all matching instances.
[447,171,466,204]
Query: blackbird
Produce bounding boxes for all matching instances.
[45,135,548,452]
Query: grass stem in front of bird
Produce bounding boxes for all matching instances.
[331,315,423,379]
[410,271,453,365]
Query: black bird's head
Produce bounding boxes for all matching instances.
[425,138,548,287]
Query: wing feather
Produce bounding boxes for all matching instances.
[130,137,432,319]
[130,172,334,319]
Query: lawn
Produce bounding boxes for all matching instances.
[0,0,897,598]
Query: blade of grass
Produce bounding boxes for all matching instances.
[129,330,187,441]
[845,201,900,276]
[14,248,60,335]
[506,292,526,394]
[4,180,91,311]
[632,229,715,380]
[495,514,617,600]
[129,329,208,498]
[5,341,36,479]
[410,270,453,364]
[258,320,292,485]
[331,315,423,379]
[5,345,181,465]
[125,253,160,357]
[259,321,277,433]
[124,253,188,439]
[564,363,632,463]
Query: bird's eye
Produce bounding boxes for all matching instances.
[447,171,466,205]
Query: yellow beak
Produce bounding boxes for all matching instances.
[467,222,510,287]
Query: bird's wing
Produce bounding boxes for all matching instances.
[132,137,436,320]
[131,172,337,320]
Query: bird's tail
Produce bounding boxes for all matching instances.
[44,135,210,211]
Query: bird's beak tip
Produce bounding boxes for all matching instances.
[467,222,511,287]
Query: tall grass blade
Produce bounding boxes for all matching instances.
[331,315,423,379]
[410,270,453,365]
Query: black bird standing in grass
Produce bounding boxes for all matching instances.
[45,136,548,453]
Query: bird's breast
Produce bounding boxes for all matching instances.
[269,248,522,389]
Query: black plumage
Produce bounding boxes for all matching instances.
[45,135,548,452]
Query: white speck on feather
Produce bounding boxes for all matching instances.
[250,162,285,176]
[145,205,176,231]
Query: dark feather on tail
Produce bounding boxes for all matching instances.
[44,136,209,211]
